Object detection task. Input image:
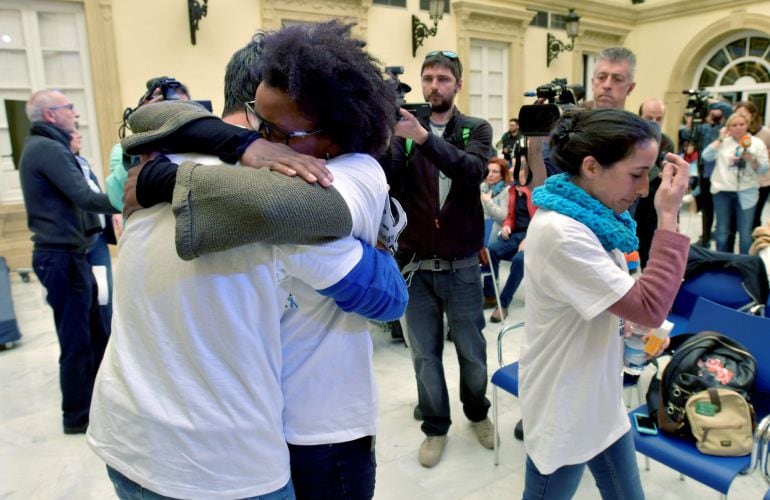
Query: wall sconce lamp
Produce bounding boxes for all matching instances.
[412,0,447,57]
[546,9,580,66]
[188,0,209,45]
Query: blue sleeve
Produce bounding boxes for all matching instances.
[318,242,408,322]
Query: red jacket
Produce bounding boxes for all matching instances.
[502,184,536,232]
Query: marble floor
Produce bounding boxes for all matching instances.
[1,206,768,499]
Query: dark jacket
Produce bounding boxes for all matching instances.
[19,122,117,252]
[387,107,492,260]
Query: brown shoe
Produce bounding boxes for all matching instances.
[490,307,507,323]
[483,296,497,309]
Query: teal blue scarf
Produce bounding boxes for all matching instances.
[531,173,638,253]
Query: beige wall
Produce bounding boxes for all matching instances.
[627,2,770,138]
[96,0,770,156]
[111,0,262,120]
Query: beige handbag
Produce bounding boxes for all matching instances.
[685,387,755,456]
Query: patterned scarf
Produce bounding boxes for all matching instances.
[532,173,639,253]
[481,179,506,198]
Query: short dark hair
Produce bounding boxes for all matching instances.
[510,118,519,124]
[421,53,462,81]
[257,21,398,156]
[550,109,658,176]
[222,33,264,118]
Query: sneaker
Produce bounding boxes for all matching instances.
[418,435,448,467]
[471,418,495,449]
[490,307,507,323]
[483,296,497,309]
[514,419,524,441]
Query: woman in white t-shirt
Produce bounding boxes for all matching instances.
[520,109,691,499]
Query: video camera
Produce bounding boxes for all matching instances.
[145,77,185,102]
[518,78,585,136]
[682,88,711,122]
[385,66,432,119]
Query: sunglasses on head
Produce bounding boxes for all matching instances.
[425,50,458,60]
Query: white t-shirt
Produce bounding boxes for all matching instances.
[520,209,635,475]
[279,153,388,444]
[87,154,366,499]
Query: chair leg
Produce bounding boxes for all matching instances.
[493,385,499,466]
[484,248,505,325]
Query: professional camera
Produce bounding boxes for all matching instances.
[682,88,710,122]
[139,76,186,103]
[518,78,585,136]
[385,65,432,119]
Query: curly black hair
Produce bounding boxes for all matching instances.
[256,21,398,156]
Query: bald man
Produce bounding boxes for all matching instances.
[639,98,666,126]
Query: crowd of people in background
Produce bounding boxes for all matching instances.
[14,17,770,500]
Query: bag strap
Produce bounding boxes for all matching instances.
[707,387,722,412]
[405,121,476,161]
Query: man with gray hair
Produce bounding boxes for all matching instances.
[591,46,636,110]
[18,89,118,434]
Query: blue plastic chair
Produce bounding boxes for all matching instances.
[630,298,770,495]
[667,267,758,336]
[490,322,524,465]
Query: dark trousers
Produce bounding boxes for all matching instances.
[754,185,770,229]
[483,232,526,300]
[288,436,376,500]
[697,176,714,245]
[32,249,109,428]
[86,233,113,336]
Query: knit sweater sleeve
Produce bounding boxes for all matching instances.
[607,229,690,326]
[172,162,353,260]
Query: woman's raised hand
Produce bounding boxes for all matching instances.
[654,152,690,231]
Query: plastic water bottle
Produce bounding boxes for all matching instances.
[623,323,651,376]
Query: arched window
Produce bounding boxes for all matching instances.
[697,35,770,88]
[695,33,770,124]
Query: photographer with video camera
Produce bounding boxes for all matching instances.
[681,90,733,247]
[104,76,191,218]
[524,47,636,190]
[386,50,494,468]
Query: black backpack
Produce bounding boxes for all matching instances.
[646,331,756,437]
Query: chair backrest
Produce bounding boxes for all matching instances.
[671,268,753,320]
[686,298,770,413]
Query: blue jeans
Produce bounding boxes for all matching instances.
[288,436,376,499]
[483,232,526,301]
[405,266,490,436]
[107,466,295,500]
[498,251,525,309]
[33,249,109,428]
[713,191,755,254]
[523,431,644,500]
